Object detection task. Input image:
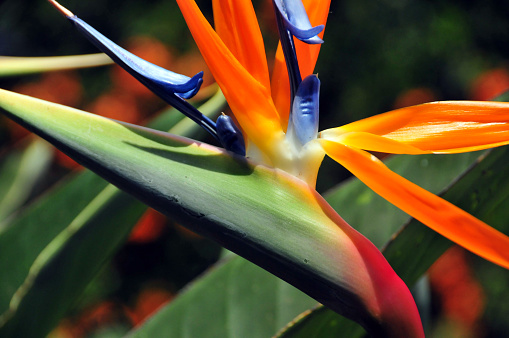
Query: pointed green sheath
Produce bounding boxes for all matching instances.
[0,89,423,336]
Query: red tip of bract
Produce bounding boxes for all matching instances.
[313,192,424,337]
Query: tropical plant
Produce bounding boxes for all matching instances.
[1,0,508,337]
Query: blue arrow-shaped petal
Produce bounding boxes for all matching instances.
[292,74,320,145]
[273,0,324,44]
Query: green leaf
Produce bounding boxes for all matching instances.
[130,255,318,338]
[0,88,423,336]
[0,138,53,223]
[0,90,225,337]
[0,54,112,77]
[0,176,146,336]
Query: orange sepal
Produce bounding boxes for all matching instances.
[271,0,331,129]
[330,101,509,154]
[177,0,283,156]
[320,130,429,155]
[320,139,509,269]
[212,0,271,90]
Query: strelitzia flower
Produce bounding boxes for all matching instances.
[37,0,508,336]
[175,0,509,270]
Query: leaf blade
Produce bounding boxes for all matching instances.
[0,54,112,77]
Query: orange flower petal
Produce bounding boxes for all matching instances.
[212,0,271,90]
[271,0,331,129]
[320,130,429,154]
[296,0,332,71]
[177,0,283,157]
[327,101,509,154]
[320,139,509,269]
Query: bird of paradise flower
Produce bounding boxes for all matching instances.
[11,0,509,336]
[175,0,509,270]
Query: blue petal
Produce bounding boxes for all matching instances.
[69,16,203,99]
[216,115,246,156]
[292,75,320,145]
[62,14,220,143]
[273,0,324,44]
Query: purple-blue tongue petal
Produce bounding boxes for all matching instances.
[48,0,222,143]
[69,16,203,99]
[67,14,222,138]
[273,0,324,44]
[292,75,320,145]
[216,115,246,156]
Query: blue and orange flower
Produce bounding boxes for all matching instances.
[45,0,509,335]
[174,0,509,270]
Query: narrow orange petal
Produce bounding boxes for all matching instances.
[320,139,509,269]
[296,0,332,73]
[271,0,331,130]
[329,101,509,154]
[212,0,271,90]
[271,49,290,127]
[177,0,283,157]
[320,130,430,154]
